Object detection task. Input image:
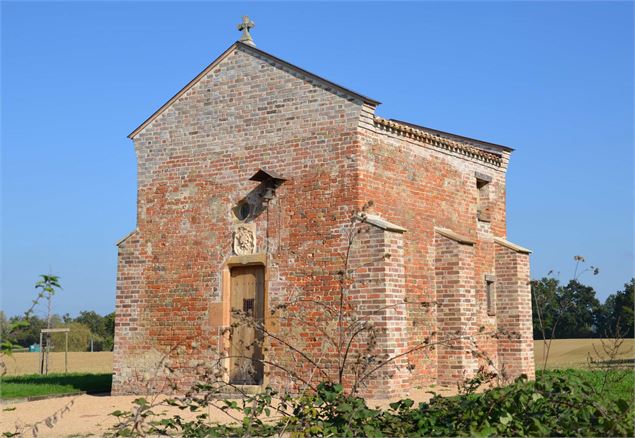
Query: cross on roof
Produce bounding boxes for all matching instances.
[237,16,255,47]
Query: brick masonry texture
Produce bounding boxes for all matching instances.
[434,234,478,386]
[113,42,534,397]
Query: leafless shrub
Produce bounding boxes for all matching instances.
[586,319,634,394]
[532,256,599,371]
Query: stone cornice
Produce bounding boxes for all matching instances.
[373,116,503,167]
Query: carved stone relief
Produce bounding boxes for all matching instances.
[233,224,256,255]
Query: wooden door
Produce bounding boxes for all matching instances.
[229,266,264,384]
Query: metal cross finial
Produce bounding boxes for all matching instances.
[237,16,256,47]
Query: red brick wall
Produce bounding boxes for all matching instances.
[113,44,368,394]
[346,222,409,398]
[356,122,511,387]
[495,244,535,380]
[114,43,533,396]
[434,233,478,385]
[113,231,145,390]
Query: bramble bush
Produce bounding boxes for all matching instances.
[111,369,634,437]
[109,247,634,437]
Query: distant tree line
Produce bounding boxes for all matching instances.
[2,279,632,350]
[532,278,634,340]
[0,310,115,352]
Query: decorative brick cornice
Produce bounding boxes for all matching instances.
[373,116,503,166]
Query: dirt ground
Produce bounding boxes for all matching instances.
[0,387,456,437]
[2,352,112,376]
[2,339,634,436]
[1,393,233,437]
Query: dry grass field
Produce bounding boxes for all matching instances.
[534,338,635,369]
[2,339,633,377]
[2,352,113,376]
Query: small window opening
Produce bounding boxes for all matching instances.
[475,173,492,222]
[243,298,255,315]
[234,201,252,221]
[485,275,496,316]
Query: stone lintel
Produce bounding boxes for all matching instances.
[226,253,267,266]
[434,227,475,245]
[475,171,493,183]
[116,229,138,247]
[361,213,407,233]
[493,237,532,254]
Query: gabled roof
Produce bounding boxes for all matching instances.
[128,41,381,139]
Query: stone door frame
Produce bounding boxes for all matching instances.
[220,253,268,389]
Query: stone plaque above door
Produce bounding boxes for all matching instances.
[233,223,256,256]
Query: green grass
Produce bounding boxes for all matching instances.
[539,368,634,401]
[0,372,112,399]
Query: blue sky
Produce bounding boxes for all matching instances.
[2,1,633,317]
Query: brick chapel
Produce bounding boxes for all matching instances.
[113,19,534,398]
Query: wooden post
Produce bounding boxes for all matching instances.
[65,332,68,374]
[45,332,49,375]
[39,332,44,374]
[40,328,70,375]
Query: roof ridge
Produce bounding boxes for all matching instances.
[373,116,503,166]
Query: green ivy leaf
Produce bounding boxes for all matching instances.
[499,412,513,425]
